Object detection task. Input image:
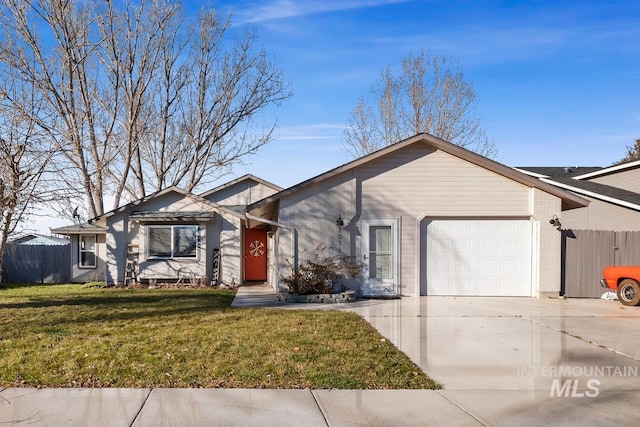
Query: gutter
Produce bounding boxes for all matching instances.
[245,212,298,274]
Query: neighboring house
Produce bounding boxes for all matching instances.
[517,161,640,231]
[247,134,588,298]
[52,175,281,286]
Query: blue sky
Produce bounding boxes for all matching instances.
[208,0,640,188]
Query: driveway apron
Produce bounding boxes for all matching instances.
[341,296,640,426]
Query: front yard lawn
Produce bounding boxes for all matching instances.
[0,284,439,389]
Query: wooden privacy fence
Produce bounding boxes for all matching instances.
[561,229,640,298]
[2,244,71,283]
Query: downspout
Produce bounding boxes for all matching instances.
[245,212,298,288]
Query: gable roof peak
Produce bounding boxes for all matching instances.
[199,174,283,198]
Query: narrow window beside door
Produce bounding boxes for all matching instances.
[369,225,393,279]
[362,219,398,297]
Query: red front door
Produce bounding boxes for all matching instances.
[244,228,268,281]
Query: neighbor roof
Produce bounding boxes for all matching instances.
[515,166,603,179]
[9,234,70,246]
[572,159,640,180]
[247,133,589,215]
[540,177,640,211]
[518,162,640,211]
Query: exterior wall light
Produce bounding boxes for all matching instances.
[549,215,562,229]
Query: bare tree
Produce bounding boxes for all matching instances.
[616,139,640,165]
[0,0,117,217]
[139,9,290,195]
[0,0,291,217]
[0,77,53,284]
[344,50,496,158]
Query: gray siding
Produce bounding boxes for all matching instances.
[359,148,530,217]
[71,234,107,282]
[561,196,640,231]
[218,212,242,286]
[534,188,563,296]
[205,180,279,206]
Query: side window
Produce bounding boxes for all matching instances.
[148,226,172,258]
[173,226,198,257]
[79,235,97,268]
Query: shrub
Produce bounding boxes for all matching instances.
[283,246,362,295]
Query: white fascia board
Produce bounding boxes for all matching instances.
[513,168,549,178]
[573,160,640,180]
[540,178,640,211]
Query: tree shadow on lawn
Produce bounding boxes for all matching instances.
[0,290,237,325]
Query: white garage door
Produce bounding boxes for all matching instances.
[426,219,533,296]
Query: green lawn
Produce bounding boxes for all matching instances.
[0,283,439,389]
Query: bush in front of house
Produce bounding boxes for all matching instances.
[283,246,362,295]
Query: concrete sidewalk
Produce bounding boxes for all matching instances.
[0,388,481,426]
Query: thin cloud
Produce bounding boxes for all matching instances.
[275,123,345,141]
[366,21,640,65]
[230,0,413,24]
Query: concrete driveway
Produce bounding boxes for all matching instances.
[342,296,640,426]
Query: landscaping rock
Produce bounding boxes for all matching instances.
[280,291,357,304]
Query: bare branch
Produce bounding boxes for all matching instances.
[344,50,497,158]
[0,73,55,283]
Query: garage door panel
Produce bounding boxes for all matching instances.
[431,259,450,273]
[480,259,499,273]
[500,239,520,253]
[432,239,452,253]
[448,279,473,295]
[500,259,520,274]
[426,219,532,296]
[479,240,499,253]
[452,221,473,233]
[479,279,498,295]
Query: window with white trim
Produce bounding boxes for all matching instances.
[148,225,198,258]
[79,235,97,268]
